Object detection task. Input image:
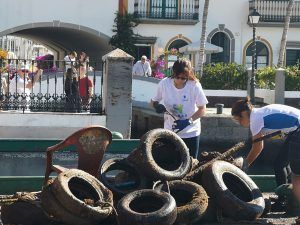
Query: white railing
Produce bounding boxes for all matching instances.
[251,0,300,23]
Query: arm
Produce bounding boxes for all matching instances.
[26,69,42,89]
[147,62,152,77]
[190,105,206,121]
[247,132,264,166]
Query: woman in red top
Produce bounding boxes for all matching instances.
[78,66,93,107]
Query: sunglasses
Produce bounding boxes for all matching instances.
[21,69,29,73]
[175,76,188,81]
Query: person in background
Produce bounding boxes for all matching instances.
[64,51,77,72]
[151,59,208,159]
[78,65,93,109]
[231,97,300,209]
[64,68,80,112]
[132,55,152,77]
[79,52,89,65]
[9,64,42,95]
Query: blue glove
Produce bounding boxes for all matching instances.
[153,101,166,114]
[172,119,191,133]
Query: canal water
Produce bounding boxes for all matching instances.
[0,150,274,176]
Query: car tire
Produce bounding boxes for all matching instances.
[202,160,265,220]
[117,189,177,225]
[127,129,191,181]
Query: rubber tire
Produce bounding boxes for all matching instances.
[155,180,208,224]
[1,200,51,225]
[117,189,177,225]
[100,157,148,198]
[51,169,113,221]
[41,184,94,225]
[127,128,191,181]
[201,160,265,220]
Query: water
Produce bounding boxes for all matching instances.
[0,152,128,176]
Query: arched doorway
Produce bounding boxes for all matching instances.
[166,39,189,68]
[245,41,269,68]
[211,32,231,63]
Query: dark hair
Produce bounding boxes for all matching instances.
[171,59,198,81]
[231,96,253,117]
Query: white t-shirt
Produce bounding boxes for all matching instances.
[152,78,208,138]
[9,75,30,95]
[132,61,152,76]
[250,104,300,136]
[64,55,76,71]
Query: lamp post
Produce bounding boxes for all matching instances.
[248,9,260,104]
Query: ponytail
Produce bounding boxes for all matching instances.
[231,96,253,117]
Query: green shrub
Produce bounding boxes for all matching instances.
[285,64,300,91]
[201,63,247,90]
[200,63,300,91]
[255,67,275,89]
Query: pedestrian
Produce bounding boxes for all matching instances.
[231,97,300,209]
[151,58,208,159]
[64,68,80,112]
[78,65,93,110]
[132,55,152,77]
[64,51,77,72]
[77,51,89,70]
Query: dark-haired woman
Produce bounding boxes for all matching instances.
[151,59,208,159]
[231,98,300,208]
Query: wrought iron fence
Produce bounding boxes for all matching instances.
[0,59,104,114]
[250,0,300,23]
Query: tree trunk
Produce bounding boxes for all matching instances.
[198,0,210,77]
[277,0,295,67]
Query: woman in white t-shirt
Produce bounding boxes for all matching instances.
[151,59,208,159]
[231,97,300,209]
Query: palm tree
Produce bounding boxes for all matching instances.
[198,0,210,77]
[277,0,295,67]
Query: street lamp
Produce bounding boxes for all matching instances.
[248,9,261,104]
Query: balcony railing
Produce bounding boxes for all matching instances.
[0,59,104,114]
[134,0,199,21]
[250,0,300,24]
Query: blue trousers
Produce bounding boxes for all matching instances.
[182,135,200,159]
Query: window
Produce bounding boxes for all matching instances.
[246,41,269,68]
[167,39,189,68]
[286,49,300,66]
[150,0,178,19]
[211,32,230,63]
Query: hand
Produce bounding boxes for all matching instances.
[172,119,191,133]
[153,101,166,113]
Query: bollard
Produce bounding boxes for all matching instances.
[215,103,224,114]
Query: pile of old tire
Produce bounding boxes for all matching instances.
[100,157,149,199]
[201,160,265,221]
[116,189,177,225]
[41,169,114,225]
[126,128,191,181]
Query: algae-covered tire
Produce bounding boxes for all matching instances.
[202,160,265,220]
[100,157,148,198]
[155,180,208,224]
[117,189,177,225]
[1,200,51,225]
[51,169,113,221]
[127,128,191,181]
[41,184,93,225]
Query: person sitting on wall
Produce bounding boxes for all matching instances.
[132,55,152,77]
